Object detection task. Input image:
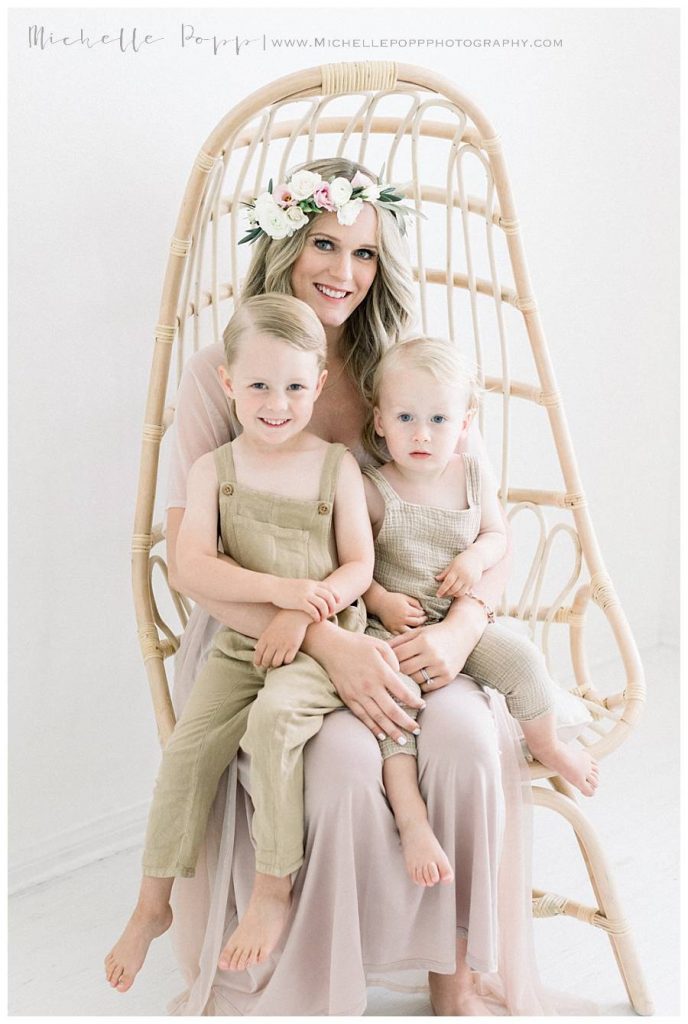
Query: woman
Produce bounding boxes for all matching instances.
[163,157,551,1015]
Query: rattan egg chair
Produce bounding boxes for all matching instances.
[131,61,653,1015]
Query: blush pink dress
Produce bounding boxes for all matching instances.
[162,343,562,1016]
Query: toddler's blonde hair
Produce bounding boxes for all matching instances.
[363,336,481,462]
[223,293,327,371]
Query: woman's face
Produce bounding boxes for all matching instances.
[290,205,379,338]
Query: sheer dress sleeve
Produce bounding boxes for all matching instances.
[165,342,236,511]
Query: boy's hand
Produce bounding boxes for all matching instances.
[435,550,484,598]
[376,591,427,635]
[254,610,311,669]
[271,577,340,621]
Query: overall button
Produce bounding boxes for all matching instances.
[221,483,234,496]
[317,502,329,515]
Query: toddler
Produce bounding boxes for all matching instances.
[105,294,379,988]
[361,337,599,887]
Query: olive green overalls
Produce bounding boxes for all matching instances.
[142,441,364,879]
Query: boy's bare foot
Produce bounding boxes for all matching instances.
[398,819,454,887]
[104,902,173,992]
[218,873,291,971]
[429,971,493,1015]
[532,740,600,797]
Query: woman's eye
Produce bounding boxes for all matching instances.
[314,238,334,251]
[431,415,447,424]
[398,413,412,423]
[354,248,376,261]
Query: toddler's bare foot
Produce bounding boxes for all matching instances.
[532,740,600,796]
[218,874,291,971]
[398,818,454,887]
[104,902,173,992]
[429,971,493,1015]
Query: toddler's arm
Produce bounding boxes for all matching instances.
[436,458,507,599]
[322,453,375,611]
[176,452,338,622]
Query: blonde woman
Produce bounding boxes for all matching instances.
[114,159,553,1015]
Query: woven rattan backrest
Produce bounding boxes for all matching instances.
[133,61,644,753]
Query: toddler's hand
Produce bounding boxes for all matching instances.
[272,577,340,621]
[254,610,311,669]
[435,550,484,598]
[377,591,428,635]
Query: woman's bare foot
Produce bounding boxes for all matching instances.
[531,740,600,796]
[398,819,454,887]
[218,873,291,971]
[104,902,173,992]
[429,970,493,1015]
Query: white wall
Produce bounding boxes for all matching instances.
[8,7,679,888]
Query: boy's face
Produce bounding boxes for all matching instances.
[219,332,327,447]
[374,366,472,473]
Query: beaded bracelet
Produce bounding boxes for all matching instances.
[465,591,496,625]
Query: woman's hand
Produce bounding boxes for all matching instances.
[388,597,489,692]
[304,624,425,743]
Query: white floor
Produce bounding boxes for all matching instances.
[9,645,679,1017]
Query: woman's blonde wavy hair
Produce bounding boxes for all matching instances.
[241,157,416,404]
[362,336,482,464]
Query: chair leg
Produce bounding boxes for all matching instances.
[532,785,654,1016]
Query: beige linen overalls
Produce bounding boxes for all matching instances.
[364,454,554,761]
[142,441,364,879]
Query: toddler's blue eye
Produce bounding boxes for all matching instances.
[398,413,412,422]
[287,383,305,391]
[250,382,267,390]
[431,415,447,424]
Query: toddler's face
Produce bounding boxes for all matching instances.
[219,332,326,447]
[374,367,472,472]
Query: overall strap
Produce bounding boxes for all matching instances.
[319,443,349,506]
[463,453,481,507]
[213,440,238,486]
[361,465,401,507]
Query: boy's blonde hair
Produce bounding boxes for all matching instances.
[223,293,327,371]
[363,337,481,462]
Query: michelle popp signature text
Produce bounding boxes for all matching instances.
[27,25,266,56]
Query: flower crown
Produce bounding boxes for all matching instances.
[239,169,415,244]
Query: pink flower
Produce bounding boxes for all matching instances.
[350,170,375,189]
[273,184,297,207]
[313,182,336,211]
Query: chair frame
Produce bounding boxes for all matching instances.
[131,61,653,1015]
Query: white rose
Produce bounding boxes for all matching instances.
[286,205,310,229]
[336,198,364,226]
[253,191,276,212]
[361,184,381,201]
[329,176,354,207]
[257,203,291,239]
[288,170,322,201]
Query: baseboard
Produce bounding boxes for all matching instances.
[9,801,149,896]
